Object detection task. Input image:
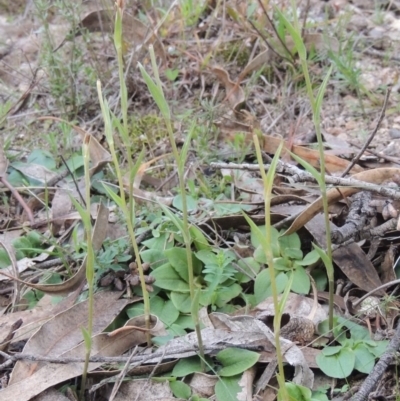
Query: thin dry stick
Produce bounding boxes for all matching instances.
[108,346,139,401]
[255,0,295,62]
[352,276,400,308]
[0,176,34,224]
[0,343,232,369]
[246,18,293,65]
[341,86,391,177]
[210,161,400,200]
[0,241,20,309]
[347,141,400,166]
[134,348,167,401]
[300,0,311,37]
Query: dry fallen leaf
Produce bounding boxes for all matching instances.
[304,214,384,295]
[56,9,165,61]
[1,314,153,401]
[211,66,246,113]
[9,290,132,385]
[240,33,339,80]
[218,128,364,174]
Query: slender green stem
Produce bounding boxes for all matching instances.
[113,4,151,340]
[80,135,95,399]
[138,46,205,368]
[293,1,334,330]
[253,137,287,396]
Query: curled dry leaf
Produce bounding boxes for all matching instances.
[211,66,246,113]
[255,293,327,328]
[0,204,109,295]
[123,154,174,205]
[0,248,55,283]
[37,117,112,177]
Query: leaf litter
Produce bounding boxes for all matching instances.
[1,0,400,400]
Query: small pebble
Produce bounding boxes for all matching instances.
[389,128,400,139]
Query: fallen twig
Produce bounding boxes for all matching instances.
[341,86,391,177]
[210,161,400,200]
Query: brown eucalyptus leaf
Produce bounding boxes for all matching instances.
[50,189,72,235]
[255,293,327,327]
[259,346,320,371]
[333,243,384,295]
[305,214,384,295]
[238,367,257,401]
[0,318,22,352]
[240,49,270,80]
[0,246,55,283]
[211,66,246,112]
[218,129,363,174]
[0,315,151,401]
[189,372,218,398]
[32,388,70,401]
[62,9,165,59]
[122,154,174,205]
[9,290,131,385]
[380,244,397,283]
[0,301,62,348]
[262,134,363,174]
[33,203,109,294]
[110,380,174,401]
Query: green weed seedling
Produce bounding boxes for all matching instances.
[93,237,131,288]
[316,317,389,379]
[168,347,260,401]
[251,225,321,305]
[34,0,88,116]
[278,382,330,401]
[140,239,243,312]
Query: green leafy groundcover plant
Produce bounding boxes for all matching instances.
[251,225,322,304]
[167,348,260,400]
[316,317,388,379]
[127,220,325,340]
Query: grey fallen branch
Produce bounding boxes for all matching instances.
[341,85,391,177]
[0,343,264,370]
[210,161,400,200]
[331,191,373,244]
[330,218,397,252]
